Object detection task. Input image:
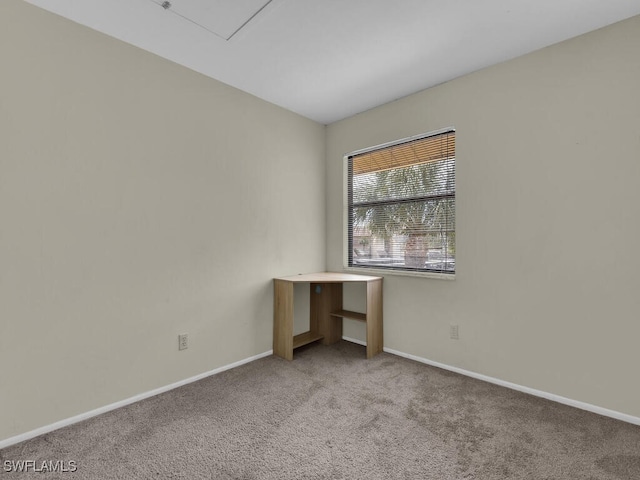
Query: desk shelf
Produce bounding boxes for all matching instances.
[330,309,366,322]
[293,331,324,349]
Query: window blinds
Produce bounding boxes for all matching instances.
[347,129,455,274]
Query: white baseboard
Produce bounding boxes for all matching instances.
[0,350,273,450]
[342,335,367,347]
[341,336,640,426]
[388,346,640,426]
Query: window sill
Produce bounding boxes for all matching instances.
[343,266,456,281]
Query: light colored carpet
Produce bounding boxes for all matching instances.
[2,341,639,479]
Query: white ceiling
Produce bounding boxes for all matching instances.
[24,0,640,124]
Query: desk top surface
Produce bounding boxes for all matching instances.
[274,272,382,283]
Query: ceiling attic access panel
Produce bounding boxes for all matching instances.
[154,0,273,40]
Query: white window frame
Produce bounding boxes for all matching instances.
[342,127,456,280]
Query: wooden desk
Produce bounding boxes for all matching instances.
[273,272,383,360]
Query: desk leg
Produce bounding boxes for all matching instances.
[311,283,343,345]
[366,278,383,358]
[273,280,294,360]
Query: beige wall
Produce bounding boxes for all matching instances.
[327,15,640,418]
[0,0,325,441]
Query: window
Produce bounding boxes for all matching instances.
[345,129,455,275]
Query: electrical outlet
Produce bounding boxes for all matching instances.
[449,325,459,340]
[178,334,188,350]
